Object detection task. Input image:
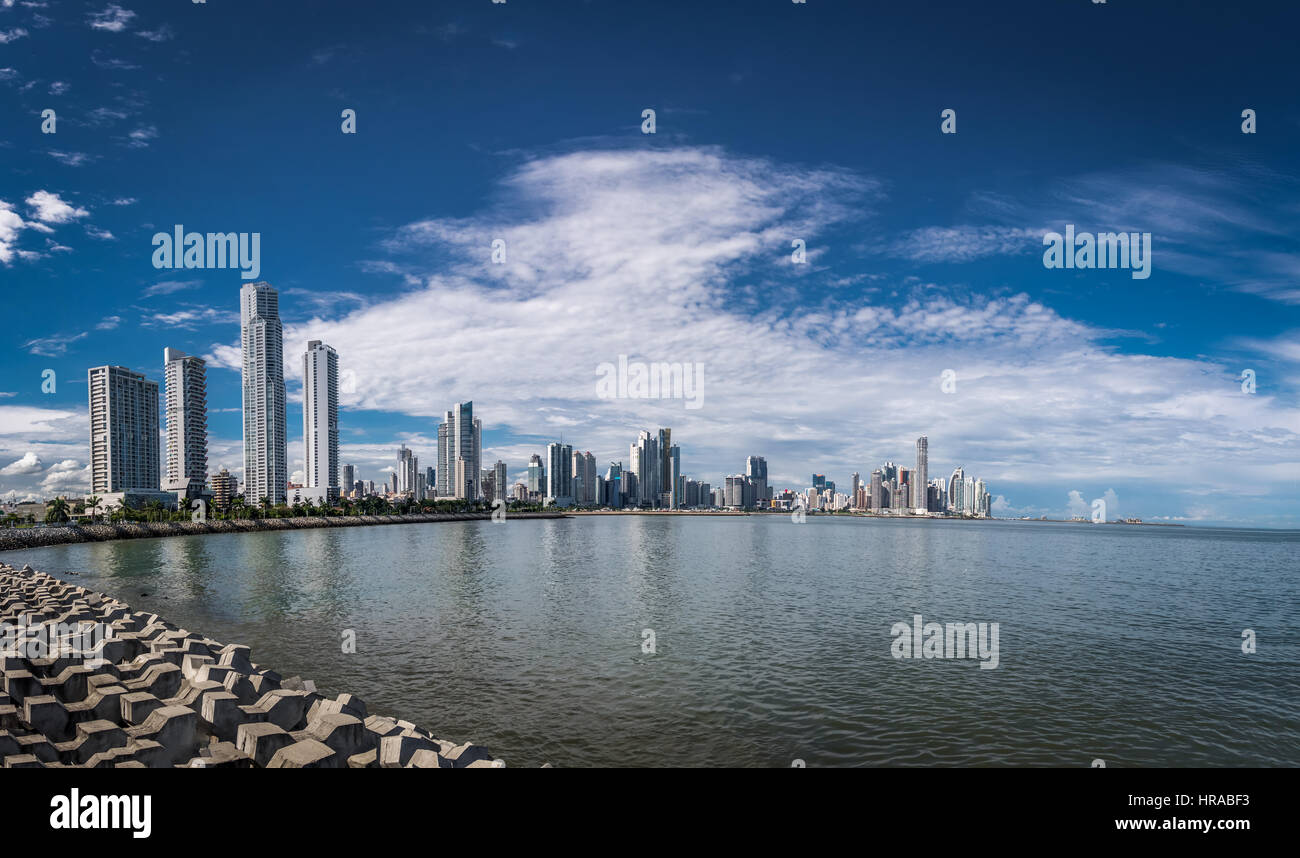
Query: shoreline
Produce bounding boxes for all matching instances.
[0,511,569,553]
[0,562,500,768]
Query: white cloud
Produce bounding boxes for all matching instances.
[0,451,43,476]
[0,198,25,263]
[0,27,27,43]
[26,190,88,223]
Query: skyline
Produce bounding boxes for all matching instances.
[36,280,998,516]
[1,1,1298,526]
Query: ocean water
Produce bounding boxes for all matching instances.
[5,516,1297,767]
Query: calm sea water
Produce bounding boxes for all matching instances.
[5,516,1297,767]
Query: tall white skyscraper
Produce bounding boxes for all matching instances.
[396,445,417,495]
[914,435,928,514]
[241,282,287,505]
[437,401,481,499]
[302,340,339,503]
[88,365,160,494]
[162,348,208,500]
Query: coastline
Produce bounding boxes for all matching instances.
[0,511,569,553]
[0,562,499,768]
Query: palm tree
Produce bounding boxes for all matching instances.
[86,495,102,523]
[44,497,70,524]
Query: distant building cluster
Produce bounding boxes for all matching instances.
[55,283,993,520]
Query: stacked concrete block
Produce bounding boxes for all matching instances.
[0,563,501,768]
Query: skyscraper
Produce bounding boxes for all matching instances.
[605,462,623,508]
[162,348,207,501]
[240,282,287,505]
[657,428,673,508]
[870,469,883,512]
[88,365,160,495]
[914,435,928,514]
[948,467,966,513]
[493,460,508,504]
[633,430,658,508]
[668,445,681,509]
[746,456,768,504]
[850,472,860,509]
[573,451,596,506]
[341,464,355,497]
[546,442,573,506]
[396,445,417,495]
[527,454,545,495]
[437,401,480,500]
[302,341,339,503]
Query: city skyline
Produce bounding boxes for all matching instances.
[2,2,1297,526]
[21,282,1000,515]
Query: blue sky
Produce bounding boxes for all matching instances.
[1,0,1298,526]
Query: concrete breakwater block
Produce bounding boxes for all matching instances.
[0,562,503,769]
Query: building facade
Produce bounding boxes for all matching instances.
[162,348,208,501]
[240,282,288,505]
[302,340,339,504]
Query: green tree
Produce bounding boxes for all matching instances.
[44,497,70,524]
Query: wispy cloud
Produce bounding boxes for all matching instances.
[136,24,173,42]
[142,279,199,297]
[47,151,96,167]
[87,4,135,33]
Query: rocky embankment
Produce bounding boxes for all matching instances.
[0,562,502,768]
[0,511,567,552]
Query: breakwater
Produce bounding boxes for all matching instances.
[0,511,568,553]
[0,562,504,768]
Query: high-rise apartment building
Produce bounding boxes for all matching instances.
[88,365,160,495]
[494,460,508,504]
[302,341,339,504]
[437,401,480,500]
[240,282,287,505]
[546,442,573,506]
[396,445,417,495]
[914,435,928,514]
[341,464,355,497]
[162,348,208,500]
[573,451,596,506]
[210,467,238,510]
